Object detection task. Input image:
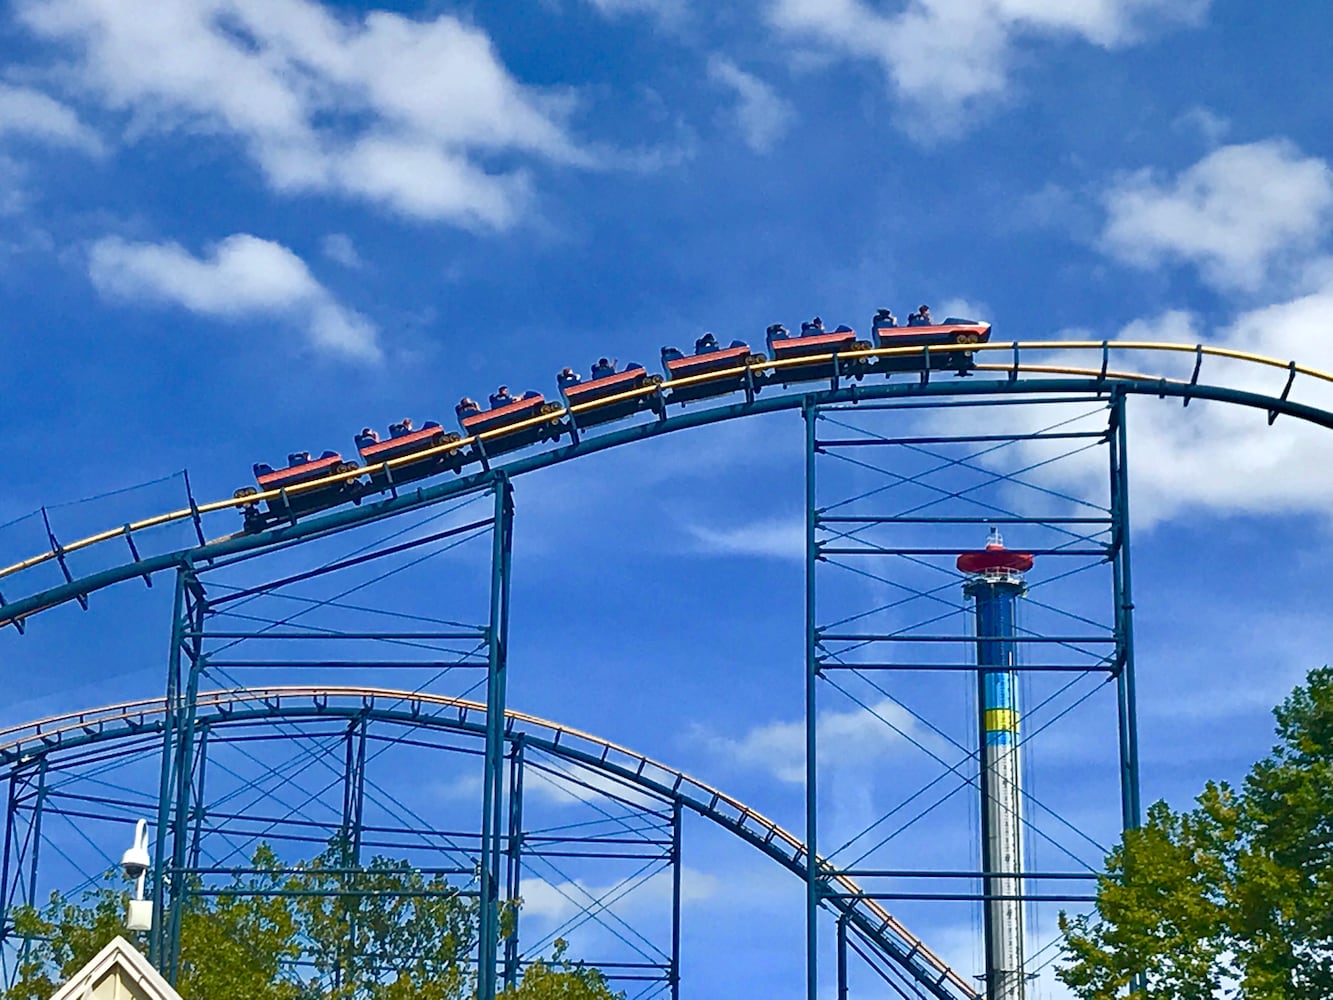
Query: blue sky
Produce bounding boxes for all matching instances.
[1,0,1332,996]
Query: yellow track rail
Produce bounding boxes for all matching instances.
[2,339,1329,583]
[0,684,980,999]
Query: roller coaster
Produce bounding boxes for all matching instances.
[0,332,1329,1000]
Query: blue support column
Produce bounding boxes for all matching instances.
[803,401,821,1000]
[478,475,515,1000]
[503,735,525,991]
[0,773,15,961]
[836,913,849,1000]
[163,570,205,983]
[0,759,52,978]
[187,725,210,872]
[149,569,186,968]
[1109,393,1141,832]
[336,716,368,994]
[671,798,682,1000]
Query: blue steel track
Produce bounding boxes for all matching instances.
[1,365,1330,632]
[0,685,978,1000]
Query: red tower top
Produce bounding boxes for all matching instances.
[956,527,1034,575]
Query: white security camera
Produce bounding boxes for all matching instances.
[122,819,154,931]
[121,819,151,880]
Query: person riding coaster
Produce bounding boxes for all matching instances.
[488,386,542,409]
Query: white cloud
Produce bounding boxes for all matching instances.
[766,0,1210,135]
[320,233,362,269]
[0,155,28,216]
[16,0,594,229]
[1172,105,1230,146]
[583,0,683,17]
[691,698,933,784]
[0,83,103,153]
[1101,140,1333,292]
[706,57,793,154]
[684,518,805,559]
[88,233,380,359]
[927,278,1333,527]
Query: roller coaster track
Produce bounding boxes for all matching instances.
[0,685,979,1000]
[1,339,1329,632]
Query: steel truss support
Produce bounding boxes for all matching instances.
[1108,391,1141,834]
[503,735,525,991]
[671,798,683,1000]
[803,394,1138,1000]
[336,715,369,993]
[478,475,514,1000]
[804,402,822,1000]
[0,756,48,975]
[142,474,522,993]
[151,565,206,975]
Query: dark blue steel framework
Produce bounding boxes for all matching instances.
[801,389,1141,999]
[0,686,969,999]
[144,475,530,995]
[0,355,1330,1000]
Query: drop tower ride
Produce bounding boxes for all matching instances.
[958,528,1033,1000]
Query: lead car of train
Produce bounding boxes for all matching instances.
[235,311,991,531]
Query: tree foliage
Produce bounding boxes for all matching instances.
[4,840,621,1000]
[1060,666,1333,999]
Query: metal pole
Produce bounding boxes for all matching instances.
[0,770,19,956]
[16,759,46,974]
[336,716,368,994]
[836,913,849,1000]
[479,475,514,1000]
[804,401,821,1000]
[671,798,682,1000]
[149,568,187,967]
[187,725,210,871]
[341,717,368,865]
[22,760,45,915]
[503,736,525,991]
[1110,393,1142,831]
[165,574,205,983]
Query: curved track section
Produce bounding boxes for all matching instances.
[1,339,1331,631]
[0,686,978,1000]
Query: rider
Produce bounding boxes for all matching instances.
[908,304,932,326]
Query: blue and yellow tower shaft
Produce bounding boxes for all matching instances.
[963,568,1028,1000]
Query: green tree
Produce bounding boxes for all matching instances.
[1060,666,1333,999]
[3,841,621,1000]
[6,884,129,1000]
[502,940,620,999]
